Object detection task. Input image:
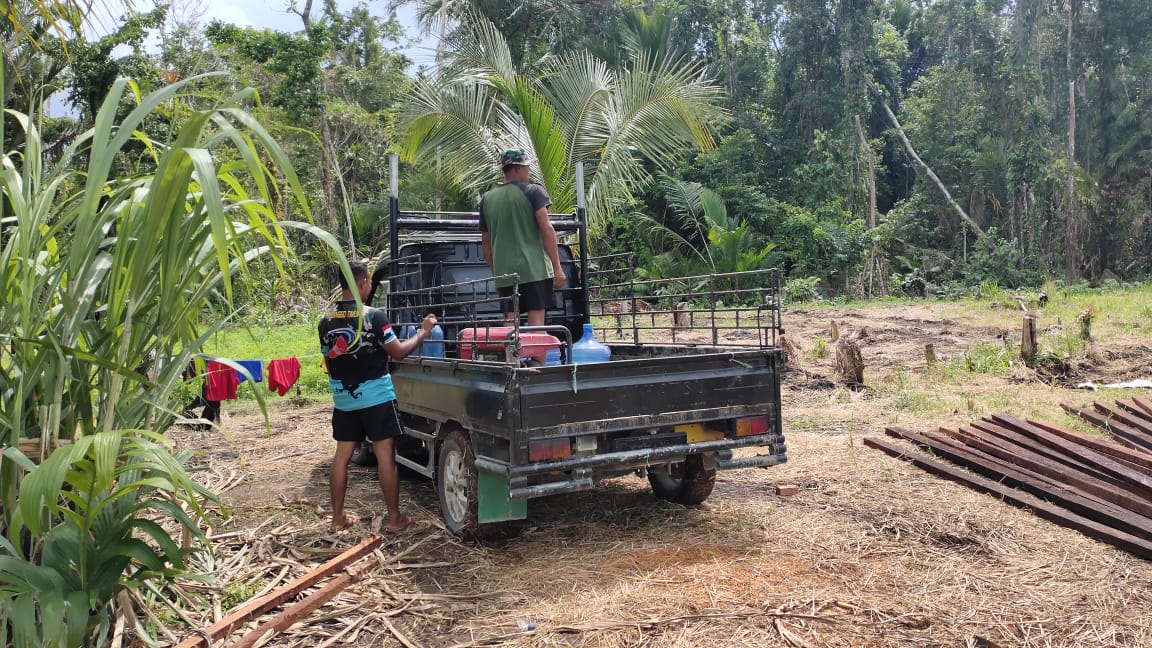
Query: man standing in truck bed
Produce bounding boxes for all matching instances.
[479,149,567,326]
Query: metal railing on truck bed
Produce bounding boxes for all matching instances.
[587,252,782,350]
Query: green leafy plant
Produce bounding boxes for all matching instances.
[0,431,213,646]
[396,8,723,235]
[954,342,1017,375]
[811,336,829,360]
[0,70,348,645]
[785,276,823,304]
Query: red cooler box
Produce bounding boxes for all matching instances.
[458,327,560,364]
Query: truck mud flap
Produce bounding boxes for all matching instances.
[478,470,528,523]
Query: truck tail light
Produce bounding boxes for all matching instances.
[529,438,572,462]
[735,415,770,437]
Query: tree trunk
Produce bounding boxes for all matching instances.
[866,79,988,244]
[1020,314,1037,365]
[855,114,877,228]
[834,334,865,388]
[1065,3,1078,285]
[1065,82,1078,284]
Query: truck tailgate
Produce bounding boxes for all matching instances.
[517,348,782,436]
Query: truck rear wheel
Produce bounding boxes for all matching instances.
[648,454,716,505]
[437,430,480,535]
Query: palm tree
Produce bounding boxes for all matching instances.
[639,177,777,278]
[396,8,724,234]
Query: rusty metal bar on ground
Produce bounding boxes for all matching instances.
[174,535,383,648]
[864,436,1152,560]
[230,560,376,648]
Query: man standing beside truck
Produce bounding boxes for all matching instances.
[319,260,437,533]
[479,149,567,326]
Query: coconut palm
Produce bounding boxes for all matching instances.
[638,177,778,279]
[0,70,346,645]
[396,8,724,234]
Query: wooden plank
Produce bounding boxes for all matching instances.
[230,566,369,648]
[1098,401,1152,437]
[1094,401,1152,438]
[885,427,1152,542]
[865,435,1152,560]
[957,422,1131,493]
[947,425,1152,516]
[965,420,1117,483]
[1029,417,1152,471]
[990,413,1152,489]
[174,535,383,648]
[1115,400,1152,428]
[1131,395,1152,418]
[1062,404,1152,455]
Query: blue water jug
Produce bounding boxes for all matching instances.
[402,324,445,358]
[423,324,445,358]
[571,323,611,364]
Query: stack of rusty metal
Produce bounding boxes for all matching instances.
[864,400,1152,560]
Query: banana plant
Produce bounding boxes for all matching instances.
[0,70,347,645]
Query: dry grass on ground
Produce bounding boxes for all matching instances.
[163,294,1152,648]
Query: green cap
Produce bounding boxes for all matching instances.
[499,149,530,169]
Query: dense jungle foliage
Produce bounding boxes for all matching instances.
[8,0,1152,307]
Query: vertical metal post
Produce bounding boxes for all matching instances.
[389,154,400,266]
[387,154,400,321]
[576,162,590,327]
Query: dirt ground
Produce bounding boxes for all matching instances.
[168,298,1152,648]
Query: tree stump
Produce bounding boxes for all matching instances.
[1076,308,1094,340]
[925,343,937,365]
[779,334,801,369]
[829,320,840,342]
[834,334,864,387]
[673,301,691,328]
[1020,314,1037,365]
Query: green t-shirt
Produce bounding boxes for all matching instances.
[479,182,553,289]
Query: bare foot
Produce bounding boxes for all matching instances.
[384,515,414,533]
[330,513,358,532]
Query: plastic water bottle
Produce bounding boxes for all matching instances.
[402,324,445,358]
[571,323,611,364]
[423,324,445,358]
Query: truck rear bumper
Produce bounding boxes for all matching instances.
[475,434,787,500]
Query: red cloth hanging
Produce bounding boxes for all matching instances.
[204,360,238,401]
[267,357,301,396]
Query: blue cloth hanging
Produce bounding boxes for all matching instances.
[235,359,264,383]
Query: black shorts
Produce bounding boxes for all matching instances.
[498,277,555,313]
[331,400,404,442]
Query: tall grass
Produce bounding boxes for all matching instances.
[0,74,346,646]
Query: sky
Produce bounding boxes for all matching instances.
[192,0,439,68]
[45,0,438,115]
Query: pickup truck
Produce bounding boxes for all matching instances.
[364,157,787,535]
